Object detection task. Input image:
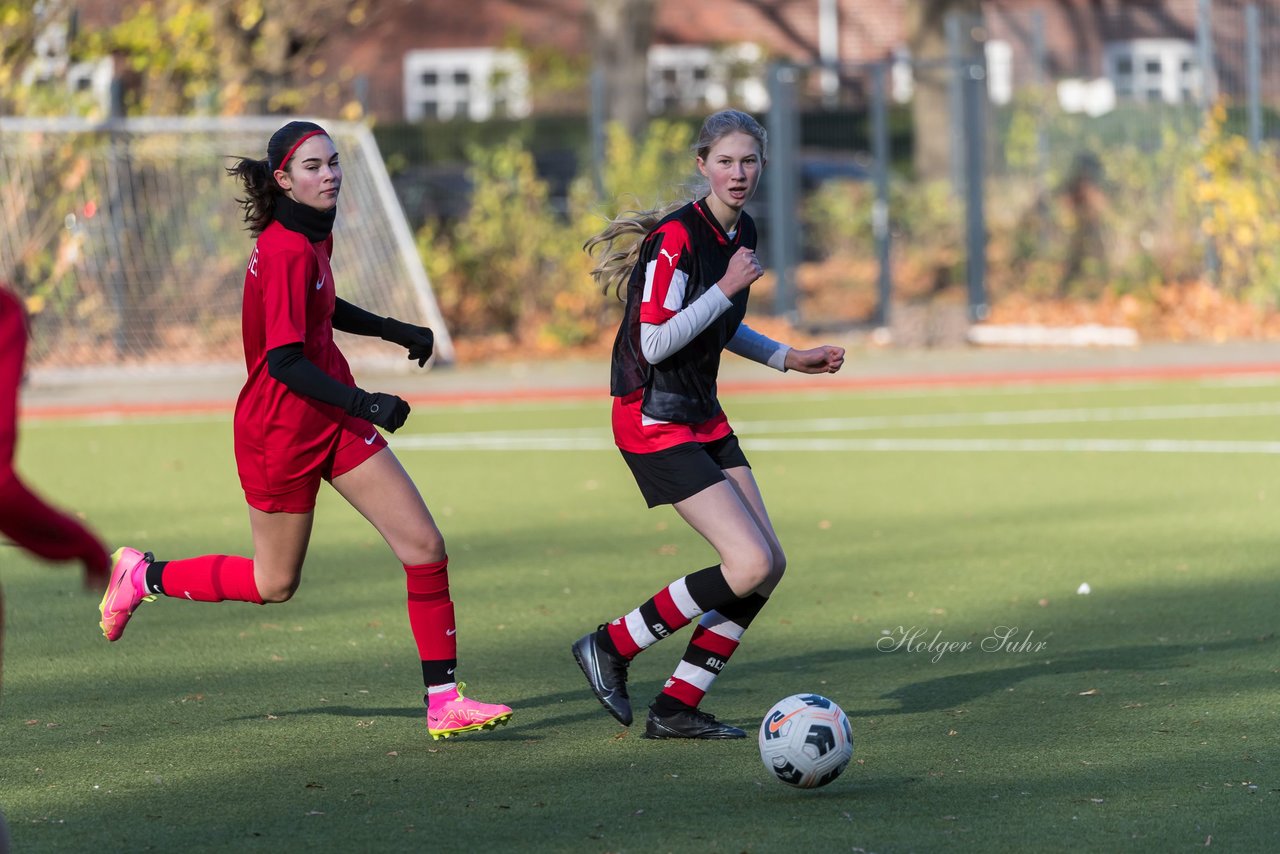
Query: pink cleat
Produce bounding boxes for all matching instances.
[426,683,513,740]
[98,547,156,641]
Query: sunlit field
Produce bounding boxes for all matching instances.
[3,375,1277,852]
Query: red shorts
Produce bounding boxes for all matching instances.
[235,412,389,513]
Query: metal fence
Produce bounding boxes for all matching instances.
[760,0,1280,341]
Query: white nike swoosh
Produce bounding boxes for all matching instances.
[446,629,457,636]
[364,432,377,445]
[315,276,325,290]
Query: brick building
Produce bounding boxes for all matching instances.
[33,1,1263,122]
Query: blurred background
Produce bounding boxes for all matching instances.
[4,0,1280,373]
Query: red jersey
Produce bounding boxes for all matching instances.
[233,221,355,491]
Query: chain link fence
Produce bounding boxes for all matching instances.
[756,1,1280,343]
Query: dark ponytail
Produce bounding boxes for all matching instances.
[226,120,329,236]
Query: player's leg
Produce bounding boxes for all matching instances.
[161,506,311,603]
[602,477,772,658]
[99,506,305,641]
[330,445,511,739]
[721,465,786,594]
[0,472,110,584]
[0,292,108,585]
[647,464,783,738]
[573,443,760,727]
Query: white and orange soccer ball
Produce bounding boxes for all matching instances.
[758,693,854,789]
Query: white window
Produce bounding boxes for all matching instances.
[1104,39,1200,104]
[985,39,1013,105]
[403,48,530,122]
[647,43,768,114]
[20,18,114,114]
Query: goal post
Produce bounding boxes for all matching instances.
[0,116,454,374]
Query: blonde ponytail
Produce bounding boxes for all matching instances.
[583,202,684,300]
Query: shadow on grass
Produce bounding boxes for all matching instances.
[835,635,1272,717]
[207,629,1277,734]
[228,689,610,740]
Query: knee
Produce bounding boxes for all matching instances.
[722,540,787,597]
[399,532,447,567]
[257,579,298,604]
[754,546,787,594]
[253,562,301,604]
[759,549,787,596]
[770,547,787,581]
[721,542,775,595]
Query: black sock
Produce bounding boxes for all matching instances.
[145,560,168,596]
[651,592,772,718]
[421,659,458,688]
[651,693,695,717]
[594,625,621,657]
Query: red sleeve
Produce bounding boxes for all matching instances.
[638,222,694,325]
[259,246,316,350]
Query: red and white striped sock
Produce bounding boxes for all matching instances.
[604,565,736,659]
[655,592,768,712]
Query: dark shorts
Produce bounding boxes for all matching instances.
[619,433,751,508]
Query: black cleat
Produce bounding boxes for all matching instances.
[642,707,746,740]
[571,626,633,726]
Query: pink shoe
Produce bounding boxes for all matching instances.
[426,683,513,740]
[98,547,156,641]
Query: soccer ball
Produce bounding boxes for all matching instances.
[758,693,853,789]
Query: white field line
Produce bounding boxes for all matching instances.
[389,435,1280,454]
[738,438,1280,454]
[732,400,1280,435]
[390,400,1280,454]
[57,399,1280,432]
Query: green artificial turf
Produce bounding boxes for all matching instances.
[1,376,1276,852]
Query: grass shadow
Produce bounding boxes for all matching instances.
[859,634,1274,716]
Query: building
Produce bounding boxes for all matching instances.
[23,1,1267,122]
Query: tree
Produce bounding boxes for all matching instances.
[0,0,61,87]
[588,0,655,138]
[0,0,90,116]
[86,0,372,116]
[906,0,983,182]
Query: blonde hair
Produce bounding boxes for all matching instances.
[585,110,768,299]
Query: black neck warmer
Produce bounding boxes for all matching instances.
[274,194,336,243]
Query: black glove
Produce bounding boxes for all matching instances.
[382,317,434,368]
[349,390,411,433]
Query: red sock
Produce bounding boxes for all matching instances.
[405,559,456,681]
[655,593,769,713]
[157,555,263,604]
[605,566,736,659]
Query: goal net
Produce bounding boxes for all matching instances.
[0,116,454,375]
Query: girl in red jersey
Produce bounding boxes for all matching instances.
[97,122,511,740]
[572,110,845,739]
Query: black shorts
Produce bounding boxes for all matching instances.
[620,433,751,508]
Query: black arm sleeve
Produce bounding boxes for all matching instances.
[331,298,385,337]
[266,343,361,411]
